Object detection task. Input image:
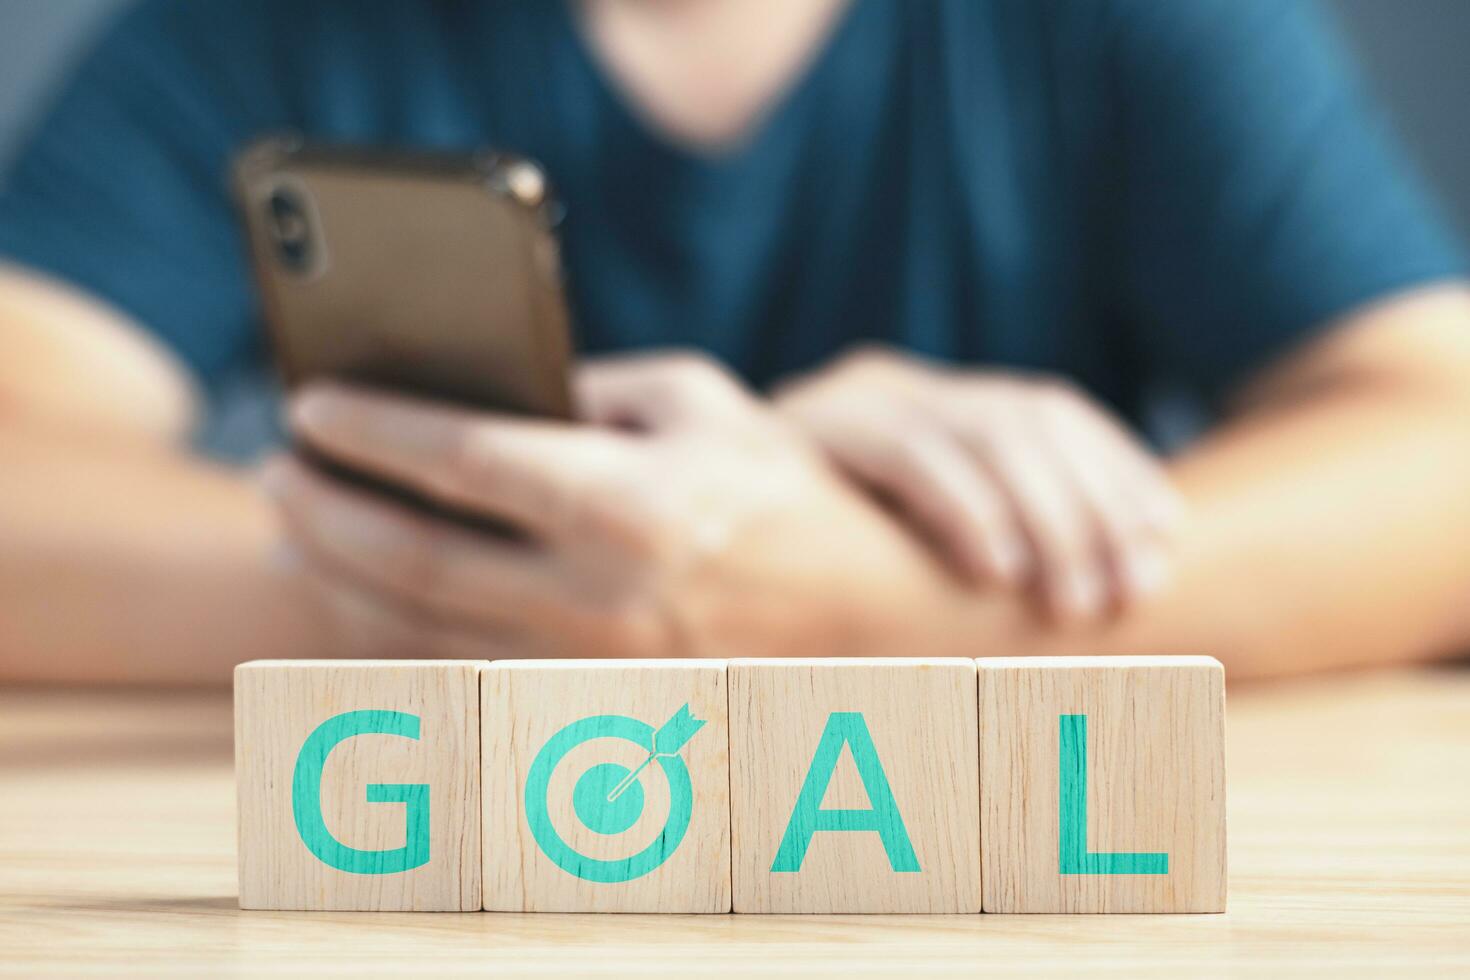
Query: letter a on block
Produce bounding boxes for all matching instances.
[976,656,1225,913]
[729,659,981,913]
[770,712,919,873]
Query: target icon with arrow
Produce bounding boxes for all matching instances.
[524,704,707,883]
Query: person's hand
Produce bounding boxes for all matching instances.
[775,347,1185,620]
[264,353,975,659]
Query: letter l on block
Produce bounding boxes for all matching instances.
[1058,714,1167,874]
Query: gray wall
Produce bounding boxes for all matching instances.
[0,0,125,168]
[0,0,1468,236]
[1334,0,1470,238]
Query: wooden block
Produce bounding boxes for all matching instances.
[728,659,981,913]
[482,660,730,912]
[234,660,483,910]
[976,656,1226,913]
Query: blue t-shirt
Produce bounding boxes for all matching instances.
[0,0,1463,430]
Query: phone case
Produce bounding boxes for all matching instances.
[232,134,575,420]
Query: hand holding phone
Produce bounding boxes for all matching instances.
[234,137,578,524]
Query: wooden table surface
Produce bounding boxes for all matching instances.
[1,668,1467,977]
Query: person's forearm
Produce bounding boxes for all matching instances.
[1035,384,1470,677]
[954,316,1470,680]
[0,264,198,441]
[0,424,330,685]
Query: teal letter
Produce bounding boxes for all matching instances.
[291,709,430,875]
[1058,714,1168,874]
[771,711,920,873]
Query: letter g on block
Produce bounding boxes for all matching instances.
[291,709,430,875]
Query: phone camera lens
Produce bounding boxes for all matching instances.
[266,187,314,273]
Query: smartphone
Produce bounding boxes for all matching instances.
[233,136,576,527]
[233,134,575,419]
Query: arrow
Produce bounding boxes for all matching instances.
[606,704,706,803]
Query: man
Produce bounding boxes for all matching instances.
[2,0,1469,683]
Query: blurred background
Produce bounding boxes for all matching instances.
[6,0,1467,463]
[3,0,1468,238]
[2,0,1469,689]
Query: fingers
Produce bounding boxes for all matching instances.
[302,557,534,661]
[265,455,575,630]
[781,354,1185,622]
[783,394,1029,583]
[575,351,758,430]
[1070,406,1187,533]
[957,414,1110,618]
[265,456,670,657]
[1031,408,1171,608]
[884,434,1029,584]
[288,382,635,539]
[951,388,1182,619]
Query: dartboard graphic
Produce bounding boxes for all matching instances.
[524,706,705,883]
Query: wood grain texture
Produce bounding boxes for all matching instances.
[482,660,730,912]
[234,660,483,910]
[1,668,1467,975]
[977,656,1226,913]
[729,659,981,913]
